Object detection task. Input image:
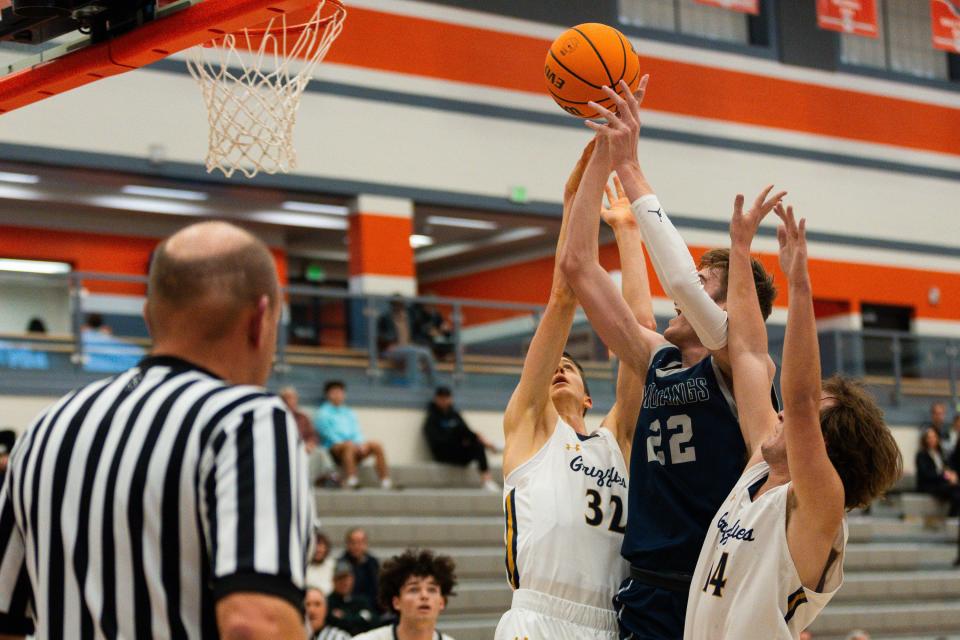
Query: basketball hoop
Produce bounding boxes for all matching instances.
[186,0,346,178]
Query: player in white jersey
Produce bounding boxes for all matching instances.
[496,117,654,640]
[684,199,903,639]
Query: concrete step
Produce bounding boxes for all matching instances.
[810,601,960,636]
[434,615,500,640]
[848,517,958,543]
[443,580,512,616]
[317,488,503,517]
[320,516,503,548]
[845,542,958,571]
[355,464,503,489]
[835,570,960,603]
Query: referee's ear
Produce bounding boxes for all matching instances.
[248,294,271,348]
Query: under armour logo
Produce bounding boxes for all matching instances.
[565,443,582,452]
[648,207,663,221]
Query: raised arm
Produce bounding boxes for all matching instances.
[559,77,665,375]
[727,187,785,460]
[503,141,594,437]
[600,175,655,453]
[776,205,844,530]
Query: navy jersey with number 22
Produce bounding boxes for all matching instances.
[621,343,747,575]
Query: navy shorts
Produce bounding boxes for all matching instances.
[613,577,687,640]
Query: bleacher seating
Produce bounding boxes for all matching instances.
[316,467,960,640]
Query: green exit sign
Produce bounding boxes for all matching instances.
[509,185,528,204]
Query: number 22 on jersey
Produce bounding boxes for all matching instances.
[646,413,697,465]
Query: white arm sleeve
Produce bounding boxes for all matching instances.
[631,194,729,350]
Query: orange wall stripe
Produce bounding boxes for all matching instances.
[427,242,960,324]
[0,225,287,295]
[348,213,415,277]
[325,8,960,157]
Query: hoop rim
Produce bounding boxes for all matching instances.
[240,0,345,36]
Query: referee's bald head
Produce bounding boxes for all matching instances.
[146,221,279,342]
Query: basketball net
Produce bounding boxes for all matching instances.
[186,0,346,178]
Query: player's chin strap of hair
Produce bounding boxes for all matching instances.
[630,194,728,350]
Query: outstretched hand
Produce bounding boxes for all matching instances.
[584,74,649,170]
[729,185,787,247]
[564,138,597,207]
[600,175,634,229]
[774,203,808,282]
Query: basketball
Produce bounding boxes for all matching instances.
[544,23,641,118]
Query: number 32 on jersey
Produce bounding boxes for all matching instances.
[646,413,696,465]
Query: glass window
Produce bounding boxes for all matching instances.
[840,0,949,81]
[619,0,750,45]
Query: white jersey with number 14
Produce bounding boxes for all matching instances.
[685,461,847,640]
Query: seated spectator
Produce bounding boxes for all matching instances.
[352,549,458,640]
[799,632,813,640]
[922,401,949,440]
[281,385,339,486]
[340,527,381,612]
[916,427,960,519]
[326,560,377,635]
[412,299,454,360]
[305,587,351,640]
[378,295,436,386]
[424,387,500,492]
[315,380,392,489]
[306,530,336,595]
[81,313,144,373]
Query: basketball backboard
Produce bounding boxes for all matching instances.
[0,0,324,114]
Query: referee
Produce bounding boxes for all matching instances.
[0,222,314,639]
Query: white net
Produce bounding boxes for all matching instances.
[186,1,346,178]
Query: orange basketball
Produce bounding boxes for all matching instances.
[544,23,641,119]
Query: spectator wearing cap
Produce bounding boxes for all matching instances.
[306,530,336,595]
[423,387,500,492]
[280,386,339,486]
[314,380,392,489]
[339,527,381,613]
[305,587,350,640]
[326,559,377,635]
[351,549,458,640]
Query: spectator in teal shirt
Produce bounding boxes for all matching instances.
[315,380,393,489]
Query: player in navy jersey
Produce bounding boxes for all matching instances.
[560,80,783,639]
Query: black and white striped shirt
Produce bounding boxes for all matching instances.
[0,355,314,638]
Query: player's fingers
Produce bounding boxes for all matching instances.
[777,225,787,248]
[602,87,631,125]
[634,74,649,107]
[753,184,774,212]
[733,194,745,217]
[773,203,788,223]
[619,79,640,121]
[763,191,788,213]
[584,119,607,132]
[613,175,626,199]
[604,184,615,204]
[587,101,623,129]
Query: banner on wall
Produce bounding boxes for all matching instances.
[931,0,960,54]
[694,0,760,15]
[816,0,879,38]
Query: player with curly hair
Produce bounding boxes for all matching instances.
[352,549,458,640]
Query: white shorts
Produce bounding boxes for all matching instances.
[494,589,619,640]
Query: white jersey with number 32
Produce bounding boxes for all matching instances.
[502,419,629,610]
[685,462,847,640]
